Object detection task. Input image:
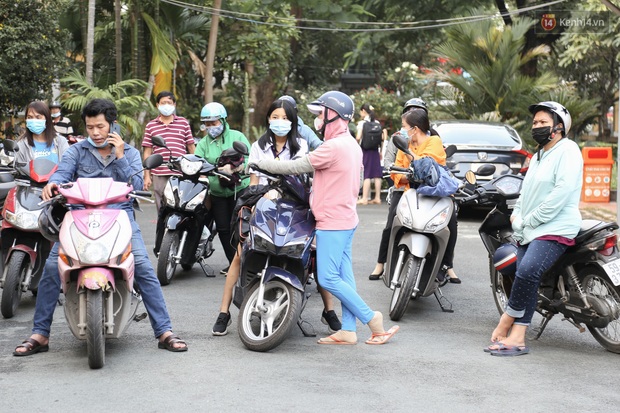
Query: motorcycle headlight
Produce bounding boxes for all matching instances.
[6,202,42,230]
[70,221,120,264]
[163,181,175,206]
[279,241,307,258]
[180,157,202,175]
[397,197,412,227]
[424,207,450,232]
[252,229,276,254]
[185,191,206,211]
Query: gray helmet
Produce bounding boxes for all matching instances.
[528,101,572,135]
[307,91,354,122]
[50,100,62,109]
[279,95,297,111]
[402,97,428,114]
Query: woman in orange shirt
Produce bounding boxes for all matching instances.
[390,108,461,284]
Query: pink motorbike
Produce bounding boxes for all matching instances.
[44,155,162,369]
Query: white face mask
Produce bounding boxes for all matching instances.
[158,104,175,117]
[314,117,324,131]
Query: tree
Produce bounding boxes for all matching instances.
[0,0,70,116]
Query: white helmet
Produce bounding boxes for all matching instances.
[528,101,571,135]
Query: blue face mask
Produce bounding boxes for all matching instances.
[399,127,411,138]
[269,119,292,137]
[158,104,175,117]
[207,124,224,139]
[87,137,109,148]
[26,119,47,135]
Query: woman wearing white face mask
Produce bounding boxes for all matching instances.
[15,101,69,169]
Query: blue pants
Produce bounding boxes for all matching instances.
[506,239,567,326]
[33,216,173,338]
[316,228,374,332]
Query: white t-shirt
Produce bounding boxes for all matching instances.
[248,138,308,186]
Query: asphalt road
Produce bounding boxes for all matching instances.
[0,202,619,413]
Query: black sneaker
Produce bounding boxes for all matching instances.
[220,265,230,275]
[321,309,342,333]
[212,312,232,336]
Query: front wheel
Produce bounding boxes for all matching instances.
[580,267,620,353]
[238,280,302,352]
[389,253,422,321]
[491,256,513,315]
[1,251,29,319]
[86,289,105,369]
[157,230,180,286]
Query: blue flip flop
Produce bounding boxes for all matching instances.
[483,340,501,353]
[489,344,530,357]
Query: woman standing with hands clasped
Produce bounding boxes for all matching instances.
[486,102,581,357]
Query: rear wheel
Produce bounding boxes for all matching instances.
[86,289,105,369]
[580,267,620,353]
[1,251,29,319]
[238,280,302,352]
[491,257,513,315]
[157,230,180,285]
[389,253,421,321]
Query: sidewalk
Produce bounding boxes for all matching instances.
[579,200,618,222]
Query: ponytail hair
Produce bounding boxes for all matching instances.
[361,103,376,122]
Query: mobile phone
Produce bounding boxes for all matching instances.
[110,123,121,136]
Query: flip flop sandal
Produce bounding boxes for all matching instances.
[489,345,530,357]
[158,334,188,352]
[317,334,357,345]
[483,340,502,353]
[365,325,400,345]
[13,338,49,357]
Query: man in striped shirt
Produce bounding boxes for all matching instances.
[142,91,195,211]
[50,101,74,138]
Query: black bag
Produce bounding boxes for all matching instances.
[360,121,383,150]
[216,147,245,189]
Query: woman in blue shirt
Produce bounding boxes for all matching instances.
[487,101,582,357]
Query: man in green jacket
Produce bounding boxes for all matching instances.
[195,102,250,274]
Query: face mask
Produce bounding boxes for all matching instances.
[51,112,61,119]
[399,127,412,139]
[26,119,46,135]
[269,119,292,137]
[158,104,175,117]
[87,137,110,148]
[314,117,324,131]
[207,124,224,139]
[531,126,553,146]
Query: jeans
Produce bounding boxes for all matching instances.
[32,216,173,339]
[316,229,374,331]
[506,239,567,326]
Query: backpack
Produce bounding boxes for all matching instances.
[360,121,383,150]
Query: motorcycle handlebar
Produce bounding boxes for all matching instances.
[132,190,152,197]
[390,166,410,173]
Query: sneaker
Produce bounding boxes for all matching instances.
[212,312,232,336]
[321,309,342,333]
[220,265,230,275]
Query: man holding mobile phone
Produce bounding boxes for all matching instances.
[14,98,188,357]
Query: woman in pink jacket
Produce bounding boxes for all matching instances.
[250,91,399,345]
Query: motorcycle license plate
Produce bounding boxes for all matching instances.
[602,260,620,286]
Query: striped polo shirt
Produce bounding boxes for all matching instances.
[142,115,194,176]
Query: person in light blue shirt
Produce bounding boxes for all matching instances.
[13,98,188,357]
[279,95,322,150]
[486,101,581,357]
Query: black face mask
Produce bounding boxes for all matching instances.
[531,126,553,146]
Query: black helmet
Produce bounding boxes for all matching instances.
[38,202,66,243]
[279,95,297,111]
[50,100,62,109]
[402,98,428,114]
[307,91,354,122]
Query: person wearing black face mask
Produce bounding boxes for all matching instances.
[485,101,583,357]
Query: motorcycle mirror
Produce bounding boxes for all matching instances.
[392,134,413,157]
[232,140,249,156]
[445,144,457,158]
[465,170,476,185]
[144,153,164,169]
[476,164,496,177]
[151,135,168,148]
[1,139,18,153]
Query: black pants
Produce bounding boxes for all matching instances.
[209,194,239,264]
[377,191,458,269]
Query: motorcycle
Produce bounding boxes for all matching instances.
[233,162,317,352]
[460,168,620,353]
[0,141,17,211]
[0,139,55,318]
[382,135,457,321]
[152,136,230,285]
[43,154,163,369]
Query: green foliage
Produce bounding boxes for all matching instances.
[60,70,153,144]
[0,0,71,116]
[351,86,404,133]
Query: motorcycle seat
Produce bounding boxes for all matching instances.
[574,219,619,245]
